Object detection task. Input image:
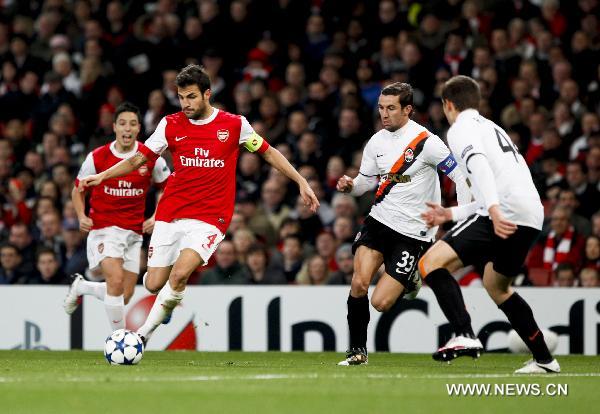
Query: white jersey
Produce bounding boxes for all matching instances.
[354,119,470,241]
[447,109,544,230]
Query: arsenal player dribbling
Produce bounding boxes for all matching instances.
[79,64,319,345]
[64,102,170,331]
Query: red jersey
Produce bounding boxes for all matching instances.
[76,141,170,233]
[140,109,269,233]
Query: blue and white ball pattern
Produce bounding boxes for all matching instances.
[104,329,144,365]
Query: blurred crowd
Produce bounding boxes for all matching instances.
[0,0,598,287]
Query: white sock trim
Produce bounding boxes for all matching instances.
[104,294,124,306]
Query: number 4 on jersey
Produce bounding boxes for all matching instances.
[494,128,519,162]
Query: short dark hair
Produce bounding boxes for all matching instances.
[381,82,414,114]
[283,234,303,246]
[568,160,588,175]
[441,75,481,111]
[36,247,57,262]
[175,64,211,94]
[114,102,141,124]
[0,243,19,254]
[555,262,575,276]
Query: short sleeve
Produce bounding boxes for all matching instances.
[239,116,269,154]
[144,117,168,156]
[358,139,379,177]
[75,152,96,185]
[152,157,171,184]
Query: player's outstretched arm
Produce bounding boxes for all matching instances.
[261,146,319,212]
[78,151,148,191]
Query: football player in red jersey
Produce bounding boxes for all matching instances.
[64,102,170,331]
[79,65,319,345]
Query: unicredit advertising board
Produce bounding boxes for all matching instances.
[1,286,598,355]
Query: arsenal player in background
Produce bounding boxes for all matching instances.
[64,102,170,331]
[79,65,319,345]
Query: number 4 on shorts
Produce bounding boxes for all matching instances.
[203,233,218,250]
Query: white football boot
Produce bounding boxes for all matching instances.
[63,273,84,314]
[514,359,561,374]
[433,335,484,362]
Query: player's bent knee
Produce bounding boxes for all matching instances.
[350,275,370,297]
[144,276,163,294]
[371,297,393,313]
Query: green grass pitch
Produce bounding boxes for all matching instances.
[1,351,599,414]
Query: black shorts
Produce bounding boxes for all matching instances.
[352,216,431,290]
[442,214,540,277]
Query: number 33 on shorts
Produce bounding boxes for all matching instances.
[396,251,415,274]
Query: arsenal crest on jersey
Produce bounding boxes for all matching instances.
[217,129,229,142]
[138,165,148,176]
[98,243,104,254]
[404,148,414,163]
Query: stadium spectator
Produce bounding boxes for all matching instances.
[565,161,600,218]
[8,223,35,276]
[61,218,87,276]
[582,235,600,271]
[261,178,291,234]
[579,267,599,287]
[528,206,586,271]
[328,243,354,285]
[296,254,331,285]
[554,262,577,287]
[31,248,68,285]
[200,240,247,285]
[232,228,256,265]
[0,244,24,284]
[244,245,285,285]
[280,234,305,283]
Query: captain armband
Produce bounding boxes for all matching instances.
[244,132,270,154]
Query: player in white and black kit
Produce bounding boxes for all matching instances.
[419,75,560,374]
[336,83,471,365]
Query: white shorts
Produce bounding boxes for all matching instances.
[87,226,143,274]
[147,219,225,268]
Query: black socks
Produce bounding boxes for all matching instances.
[498,292,552,363]
[426,268,475,337]
[347,294,370,350]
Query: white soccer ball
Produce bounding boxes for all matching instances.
[104,329,144,365]
[507,329,558,354]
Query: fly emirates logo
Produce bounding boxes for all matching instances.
[180,147,225,168]
[104,180,144,197]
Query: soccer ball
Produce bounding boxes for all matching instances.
[104,329,144,365]
[507,329,558,354]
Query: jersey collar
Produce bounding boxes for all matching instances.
[391,119,413,137]
[188,108,219,125]
[110,141,139,159]
[456,108,479,122]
